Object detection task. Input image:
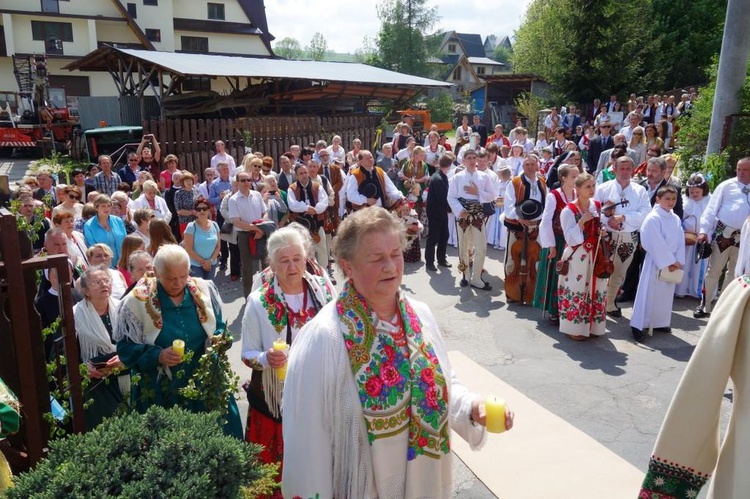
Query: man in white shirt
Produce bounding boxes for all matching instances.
[287,162,330,270]
[695,157,750,318]
[197,167,216,200]
[619,112,642,142]
[448,149,496,290]
[210,140,237,177]
[344,150,403,212]
[503,155,547,280]
[228,170,267,297]
[594,156,651,317]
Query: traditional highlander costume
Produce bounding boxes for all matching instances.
[639,275,750,498]
[594,178,650,314]
[281,283,486,498]
[241,271,334,488]
[557,200,608,337]
[114,275,243,438]
[534,187,574,319]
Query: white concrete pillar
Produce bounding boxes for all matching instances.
[706,0,750,155]
[2,14,15,55]
[87,19,98,53]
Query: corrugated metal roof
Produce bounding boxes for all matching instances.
[110,48,451,87]
[467,57,505,67]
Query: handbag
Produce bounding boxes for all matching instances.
[555,258,569,276]
[658,268,684,284]
[683,215,698,246]
[220,221,234,235]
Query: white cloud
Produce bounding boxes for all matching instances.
[265,0,532,54]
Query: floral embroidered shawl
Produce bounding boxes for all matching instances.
[337,281,450,496]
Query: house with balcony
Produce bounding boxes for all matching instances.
[428,31,505,96]
[0,0,274,113]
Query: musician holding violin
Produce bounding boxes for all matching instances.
[447,149,496,290]
[557,173,609,340]
[533,164,579,325]
[593,156,651,318]
[503,155,547,304]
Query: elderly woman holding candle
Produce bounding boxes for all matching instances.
[74,265,129,428]
[114,244,242,439]
[281,207,513,499]
[241,224,335,482]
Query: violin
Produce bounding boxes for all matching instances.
[505,224,541,304]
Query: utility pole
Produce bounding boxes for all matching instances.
[706,0,750,155]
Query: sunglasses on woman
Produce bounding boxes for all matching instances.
[195,206,210,212]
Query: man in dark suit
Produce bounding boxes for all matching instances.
[587,98,602,125]
[32,170,57,206]
[425,155,453,272]
[471,115,488,147]
[607,94,619,113]
[562,105,581,137]
[585,122,614,174]
[619,156,683,302]
[276,154,295,192]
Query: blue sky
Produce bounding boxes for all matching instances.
[265,0,533,54]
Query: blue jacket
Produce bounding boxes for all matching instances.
[83,215,127,268]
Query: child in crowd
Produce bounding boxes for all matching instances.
[676,173,711,299]
[539,147,555,176]
[508,142,525,176]
[630,186,685,342]
[533,131,548,154]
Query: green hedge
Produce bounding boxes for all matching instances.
[5,406,277,498]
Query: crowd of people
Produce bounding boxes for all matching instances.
[12,88,747,495]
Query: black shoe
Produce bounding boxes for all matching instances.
[606,308,622,318]
[460,278,468,287]
[617,293,635,303]
[693,308,710,319]
[631,327,646,342]
[548,314,559,326]
[438,261,452,268]
[654,327,672,333]
[426,263,438,272]
[470,280,492,291]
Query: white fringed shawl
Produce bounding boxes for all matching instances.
[74,298,130,395]
[281,295,486,499]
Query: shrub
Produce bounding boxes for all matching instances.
[6,406,278,498]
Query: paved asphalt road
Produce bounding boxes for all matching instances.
[4,156,727,497]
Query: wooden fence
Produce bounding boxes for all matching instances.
[141,115,382,176]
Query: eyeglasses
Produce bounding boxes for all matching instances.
[600,126,611,129]
[129,159,139,162]
[238,178,252,183]
[68,194,80,200]
[195,206,210,212]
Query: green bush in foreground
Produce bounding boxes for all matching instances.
[5,406,278,499]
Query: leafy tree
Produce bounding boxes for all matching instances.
[677,62,750,186]
[492,46,513,67]
[650,0,727,89]
[512,0,726,103]
[355,35,381,66]
[376,0,439,77]
[307,32,328,61]
[274,37,302,60]
[424,90,455,123]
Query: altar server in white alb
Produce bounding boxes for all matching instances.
[695,157,750,318]
[630,186,685,342]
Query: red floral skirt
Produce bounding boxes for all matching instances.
[246,407,284,498]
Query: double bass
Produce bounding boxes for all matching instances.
[505,223,541,305]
